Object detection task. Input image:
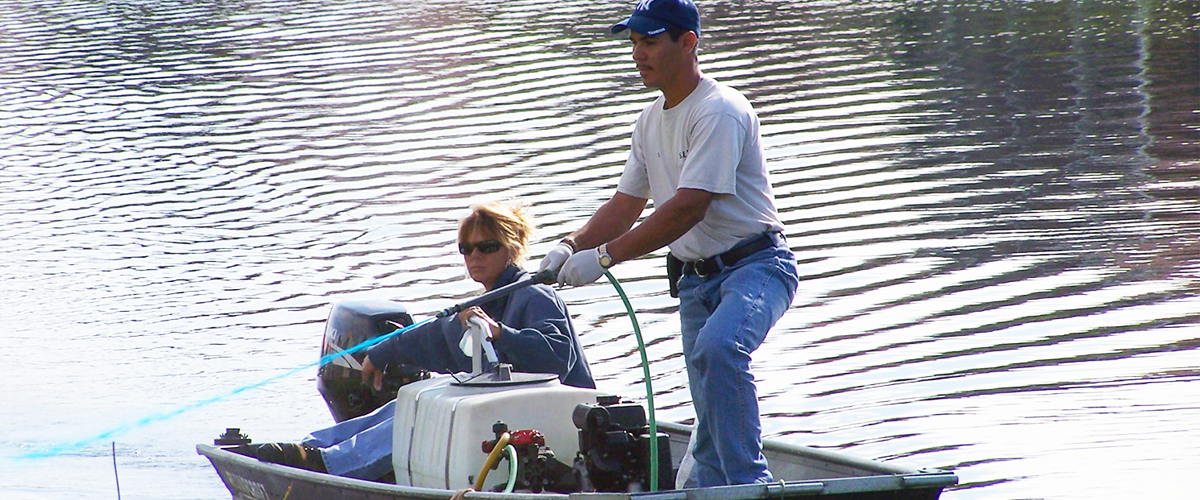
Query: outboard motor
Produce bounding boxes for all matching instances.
[318,299,428,422]
[572,395,673,492]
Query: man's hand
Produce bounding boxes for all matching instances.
[539,242,574,273]
[361,356,384,391]
[559,248,605,286]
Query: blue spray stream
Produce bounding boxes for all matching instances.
[15,271,559,460]
[15,317,437,461]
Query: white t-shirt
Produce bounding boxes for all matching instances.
[617,77,784,261]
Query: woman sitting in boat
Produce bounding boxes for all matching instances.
[249,201,595,480]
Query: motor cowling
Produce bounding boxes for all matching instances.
[317,299,428,422]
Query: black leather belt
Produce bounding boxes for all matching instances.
[669,232,781,279]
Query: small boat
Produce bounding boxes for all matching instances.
[198,296,957,500]
[199,415,957,500]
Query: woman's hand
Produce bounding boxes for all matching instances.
[361,355,384,391]
[458,306,501,340]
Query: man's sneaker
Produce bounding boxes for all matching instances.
[252,443,326,473]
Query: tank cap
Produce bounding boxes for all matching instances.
[453,368,558,387]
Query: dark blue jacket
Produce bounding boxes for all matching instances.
[367,265,594,389]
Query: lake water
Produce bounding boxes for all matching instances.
[1,0,1198,498]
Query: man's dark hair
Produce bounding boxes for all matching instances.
[667,25,690,42]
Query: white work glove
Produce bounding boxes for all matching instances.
[559,248,605,286]
[539,242,574,273]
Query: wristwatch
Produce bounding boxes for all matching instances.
[597,243,614,269]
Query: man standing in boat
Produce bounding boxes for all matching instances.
[539,0,798,487]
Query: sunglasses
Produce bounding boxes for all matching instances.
[458,239,503,255]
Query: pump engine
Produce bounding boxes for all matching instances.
[572,395,673,492]
[472,395,672,494]
[482,422,579,493]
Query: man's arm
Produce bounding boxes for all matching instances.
[550,188,715,286]
[541,192,647,274]
[575,188,714,265]
[568,191,647,250]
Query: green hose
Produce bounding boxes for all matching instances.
[603,270,659,492]
[503,444,517,493]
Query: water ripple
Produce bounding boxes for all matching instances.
[1,0,1198,498]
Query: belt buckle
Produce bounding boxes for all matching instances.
[694,258,710,278]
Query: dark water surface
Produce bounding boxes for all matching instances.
[2,0,1198,498]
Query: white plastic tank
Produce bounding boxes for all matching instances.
[392,371,605,489]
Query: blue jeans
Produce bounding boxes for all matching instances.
[302,399,396,480]
[677,237,798,486]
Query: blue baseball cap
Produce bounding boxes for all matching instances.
[611,0,701,38]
